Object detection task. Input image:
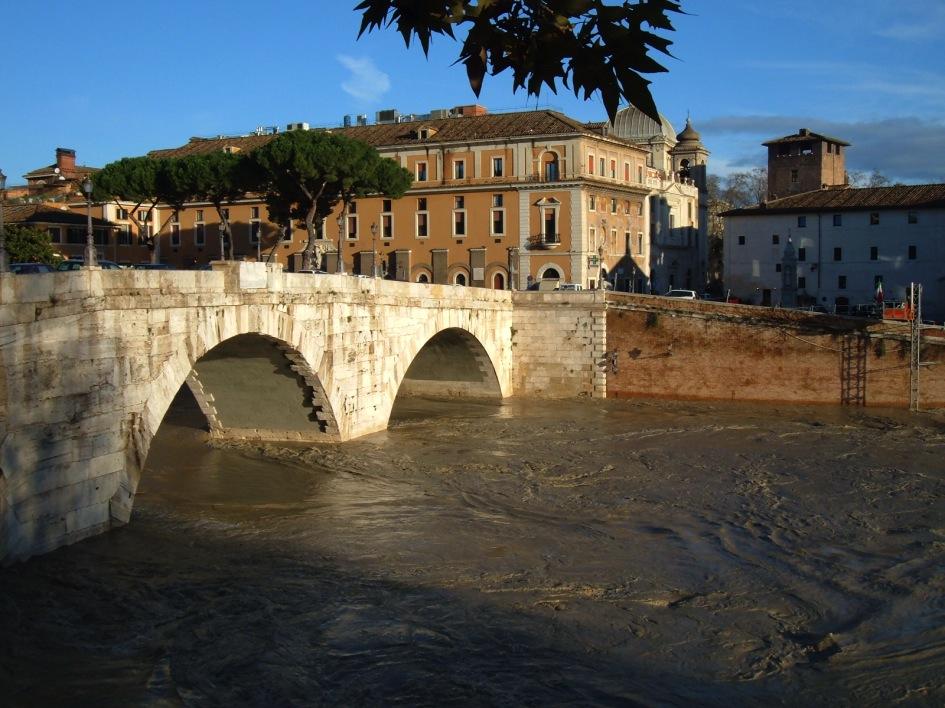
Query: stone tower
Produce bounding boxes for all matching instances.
[672,118,710,191]
[763,128,849,200]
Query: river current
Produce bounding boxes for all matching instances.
[2,394,944,706]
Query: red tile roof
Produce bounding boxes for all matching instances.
[763,129,850,147]
[2,203,114,227]
[148,110,635,159]
[722,184,945,216]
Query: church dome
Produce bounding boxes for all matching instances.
[609,105,676,143]
[676,118,702,144]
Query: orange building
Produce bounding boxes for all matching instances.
[82,109,691,289]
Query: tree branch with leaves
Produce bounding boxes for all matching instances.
[355,0,683,122]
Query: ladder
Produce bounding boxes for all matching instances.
[909,283,922,412]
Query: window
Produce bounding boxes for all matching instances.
[221,207,229,221]
[798,247,806,261]
[589,195,596,212]
[489,194,506,228]
[346,214,358,239]
[416,161,428,181]
[416,198,428,238]
[282,220,294,242]
[908,211,918,224]
[637,165,644,183]
[66,227,84,244]
[624,162,630,181]
[491,206,505,236]
[908,245,917,260]
[827,143,833,154]
[381,199,393,239]
[587,154,594,174]
[870,212,880,225]
[610,159,616,178]
[638,202,644,216]
[610,198,617,214]
[834,247,842,261]
[798,276,806,289]
[249,220,261,244]
[492,156,503,177]
[833,214,842,227]
[776,263,782,273]
[870,246,878,261]
[115,208,128,221]
[738,235,745,245]
[791,169,798,183]
[637,233,643,254]
[838,275,847,289]
[194,209,203,221]
[599,157,605,176]
[118,225,132,245]
[251,206,259,219]
[453,196,466,236]
[170,221,181,248]
[797,216,807,228]
[194,222,205,247]
[542,206,558,243]
[47,227,61,243]
[455,272,466,286]
[453,160,465,179]
[772,234,780,245]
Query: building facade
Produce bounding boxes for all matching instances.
[92,107,701,291]
[608,107,708,292]
[723,127,944,318]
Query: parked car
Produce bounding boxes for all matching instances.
[664,289,698,299]
[557,283,584,291]
[11,262,55,274]
[849,303,882,319]
[56,259,121,270]
[133,263,173,270]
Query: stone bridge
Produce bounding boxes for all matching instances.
[0,263,606,563]
[4,262,940,564]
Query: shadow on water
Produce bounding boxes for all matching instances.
[2,390,944,706]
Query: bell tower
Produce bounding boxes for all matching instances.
[764,128,849,200]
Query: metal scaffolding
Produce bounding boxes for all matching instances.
[909,283,922,412]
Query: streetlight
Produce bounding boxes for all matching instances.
[370,221,378,278]
[81,177,98,267]
[0,168,8,272]
[336,212,346,274]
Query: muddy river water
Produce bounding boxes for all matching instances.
[2,395,944,706]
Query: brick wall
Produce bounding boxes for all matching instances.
[604,294,945,408]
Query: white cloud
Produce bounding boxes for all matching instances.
[337,55,391,103]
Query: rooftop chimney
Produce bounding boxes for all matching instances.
[56,148,76,173]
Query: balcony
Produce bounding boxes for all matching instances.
[527,233,561,250]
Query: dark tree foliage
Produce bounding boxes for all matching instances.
[250,131,412,270]
[355,0,683,122]
[3,224,59,264]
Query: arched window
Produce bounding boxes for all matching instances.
[417,273,429,284]
[455,272,467,286]
[543,152,560,181]
[541,266,561,280]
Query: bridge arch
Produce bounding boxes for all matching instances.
[382,319,508,427]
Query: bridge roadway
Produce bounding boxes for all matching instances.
[0,263,606,563]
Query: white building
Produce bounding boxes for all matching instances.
[607,107,709,293]
[723,185,945,319]
[722,127,945,320]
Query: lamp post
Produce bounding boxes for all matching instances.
[82,177,98,267]
[0,168,8,272]
[370,221,378,278]
[336,212,346,274]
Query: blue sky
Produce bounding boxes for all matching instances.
[2,0,943,185]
